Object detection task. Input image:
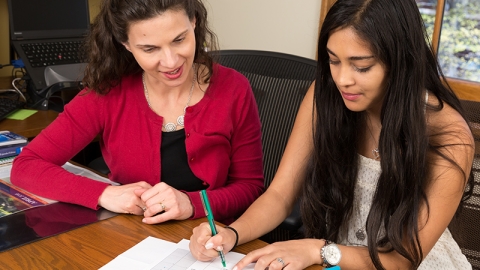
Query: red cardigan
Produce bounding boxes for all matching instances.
[11,65,264,223]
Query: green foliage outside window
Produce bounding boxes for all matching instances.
[419,1,480,83]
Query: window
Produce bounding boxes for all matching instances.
[319,0,480,101]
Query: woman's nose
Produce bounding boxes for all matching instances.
[159,48,178,69]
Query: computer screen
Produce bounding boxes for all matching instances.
[8,0,90,40]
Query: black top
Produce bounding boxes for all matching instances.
[161,129,206,191]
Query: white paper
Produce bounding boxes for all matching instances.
[100,237,255,270]
[61,162,119,185]
[0,162,119,186]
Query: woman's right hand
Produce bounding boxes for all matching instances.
[98,181,152,215]
[189,222,237,261]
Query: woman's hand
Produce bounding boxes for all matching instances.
[234,239,323,270]
[137,182,194,224]
[98,181,152,215]
[189,222,237,261]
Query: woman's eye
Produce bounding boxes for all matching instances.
[354,66,372,73]
[174,37,185,43]
[143,48,155,53]
[329,59,340,65]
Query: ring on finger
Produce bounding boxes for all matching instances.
[276,257,285,268]
[159,202,166,212]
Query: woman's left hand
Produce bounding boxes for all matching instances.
[234,239,323,270]
[135,182,194,224]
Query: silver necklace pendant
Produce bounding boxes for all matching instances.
[372,148,380,160]
[163,122,177,132]
[177,115,184,126]
[355,228,366,241]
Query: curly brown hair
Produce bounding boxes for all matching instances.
[82,0,218,94]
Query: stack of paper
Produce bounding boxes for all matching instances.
[100,237,255,270]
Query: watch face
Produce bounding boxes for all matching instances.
[325,244,342,265]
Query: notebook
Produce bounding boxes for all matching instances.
[7,0,90,92]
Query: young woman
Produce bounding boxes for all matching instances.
[11,0,264,225]
[189,0,474,269]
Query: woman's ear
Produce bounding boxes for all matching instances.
[191,17,196,29]
[123,42,131,52]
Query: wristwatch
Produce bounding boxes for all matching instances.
[321,240,342,267]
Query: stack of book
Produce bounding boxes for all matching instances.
[0,131,28,166]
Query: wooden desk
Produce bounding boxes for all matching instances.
[0,213,321,269]
[0,110,58,138]
[0,215,251,269]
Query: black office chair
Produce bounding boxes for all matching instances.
[450,100,480,270]
[210,50,316,242]
[88,50,316,242]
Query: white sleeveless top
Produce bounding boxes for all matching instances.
[337,155,471,269]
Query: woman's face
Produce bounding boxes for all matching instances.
[327,27,387,114]
[123,9,196,89]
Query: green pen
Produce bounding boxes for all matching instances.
[200,190,227,268]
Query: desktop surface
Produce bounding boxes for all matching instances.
[0,110,58,138]
[0,213,301,269]
[0,202,117,253]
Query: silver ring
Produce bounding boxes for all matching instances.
[276,257,285,268]
[159,202,166,212]
[141,206,147,211]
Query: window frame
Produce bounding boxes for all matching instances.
[319,0,480,101]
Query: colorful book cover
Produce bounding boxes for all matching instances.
[0,178,48,218]
[0,143,27,158]
[0,131,28,147]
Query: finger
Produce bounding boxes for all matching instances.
[142,206,175,224]
[133,188,148,197]
[235,249,270,270]
[140,188,160,202]
[268,257,287,270]
[124,196,147,215]
[144,201,167,217]
[191,223,215,246]
[205,231,225,250]
[137,204,147,212]
[137,181,153,189]
[189,237,218,262]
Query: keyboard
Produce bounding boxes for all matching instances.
[0,98,25,121]
[21,41,86,67]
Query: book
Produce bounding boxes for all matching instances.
[0,142,27,158]
[0,178,49,218]
[0,156,16,167]
[0,131,28,147]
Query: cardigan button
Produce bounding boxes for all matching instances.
[186,133,190,138]
[202,181,208,186]
[186,107,193,113]
[190,157,195,162]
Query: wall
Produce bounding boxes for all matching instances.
[204,0,320,60]
[0,0,101,78]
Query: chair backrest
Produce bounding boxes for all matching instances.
[454,100,480,270]
[212,50,317,188]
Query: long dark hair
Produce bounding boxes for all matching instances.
[301,0,473,268]
[83,0,218,94]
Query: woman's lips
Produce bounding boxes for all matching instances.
[341,91,361,101]
[163,65,184,80]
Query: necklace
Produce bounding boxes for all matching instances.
[366,116,380,160]
[143,65,196,132]
[347,199,367,245]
